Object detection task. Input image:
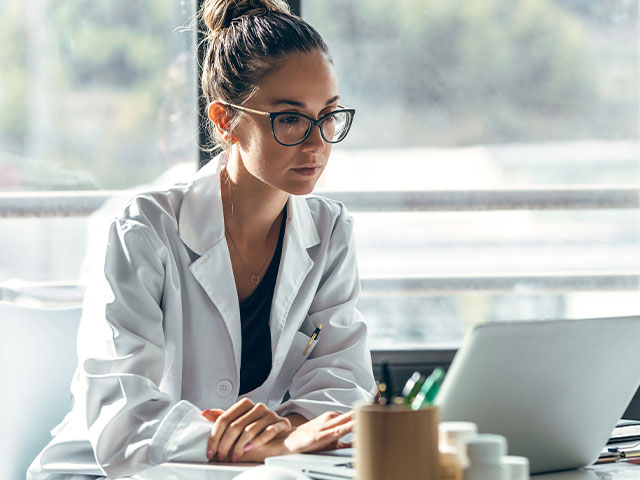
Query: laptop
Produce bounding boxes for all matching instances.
[436,316,640,474]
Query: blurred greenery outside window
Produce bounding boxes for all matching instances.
[0,0,198,191]
[0,0,199,295]
[307,0,640,347]
[0,0,638,348]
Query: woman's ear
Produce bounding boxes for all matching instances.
[208,102,235,142]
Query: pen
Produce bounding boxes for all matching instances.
[607,444,640,459]
[595,451,621,464]
[596,443,640,464]
[411,367,445,410]
[302,324,322,355]
[381,359,394,403]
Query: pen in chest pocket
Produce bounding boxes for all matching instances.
[302,324,323,355]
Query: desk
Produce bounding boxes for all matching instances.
[130,462,250,480]
[128,461,640,479]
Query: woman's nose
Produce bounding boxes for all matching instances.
[301,124,326,152]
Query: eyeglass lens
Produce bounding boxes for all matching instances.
[273,111,351,145]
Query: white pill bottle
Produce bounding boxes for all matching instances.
[463,434,508,480]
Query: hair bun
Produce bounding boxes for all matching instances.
[202,0,291,34]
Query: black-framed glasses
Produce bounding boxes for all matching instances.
[218,101,355,146]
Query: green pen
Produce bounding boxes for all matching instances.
[402,371,427,406]
[411,367,445,410]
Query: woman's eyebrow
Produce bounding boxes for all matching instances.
[270,95,340,108]
[325,95,340,105]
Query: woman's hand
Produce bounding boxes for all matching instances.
[237,410,355,463]
[283,410,354,453]
[202,398,292,463]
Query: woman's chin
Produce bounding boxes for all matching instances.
[288,183,318,196]
[281,177,321,196]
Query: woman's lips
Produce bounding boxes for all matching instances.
[292,166,321,176]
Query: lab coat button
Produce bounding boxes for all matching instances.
[217,380,233,396]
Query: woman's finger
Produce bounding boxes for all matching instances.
[314,419,355,446]
[207,399,255,460]
[283,414,355,454]
[215,403,270,461]
[321,411,354,430]
[232,417,291,460]
[305,421,355,453]
[202,409,224,422]
[216,402,287,461]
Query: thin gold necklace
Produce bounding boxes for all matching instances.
[225,212,282,285]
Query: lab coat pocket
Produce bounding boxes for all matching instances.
[269,331,315,406]
[291,330,319,358]
[278,331,318,382]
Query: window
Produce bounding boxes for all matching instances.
[1,0,638,350]
[0,0,198,285]
[302,0,640,347]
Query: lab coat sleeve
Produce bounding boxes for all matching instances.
[275,210,376,420]
[76,218,211,478]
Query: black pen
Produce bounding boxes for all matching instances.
[303,324,322,355]
[380,359,394,404]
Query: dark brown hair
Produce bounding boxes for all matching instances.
[200,0,330,150]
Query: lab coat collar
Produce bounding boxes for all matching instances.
[178,152,321,386]
[178,153,321,255]
[178,155,225,256]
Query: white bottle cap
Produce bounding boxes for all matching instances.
[465,434,507,463]
[439,421,478,450]
[502,455,529,480]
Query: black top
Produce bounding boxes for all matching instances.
[238,209,287,395]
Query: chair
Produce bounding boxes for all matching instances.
[0,301,82,480]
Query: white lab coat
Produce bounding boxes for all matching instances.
[28,154,375,480]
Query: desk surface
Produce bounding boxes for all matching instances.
[129,461,640,480]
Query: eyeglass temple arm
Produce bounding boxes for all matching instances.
[216,101,271,118]
[213,101,353,117]
[238,104,352,116]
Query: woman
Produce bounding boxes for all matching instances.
[28,0,375,478]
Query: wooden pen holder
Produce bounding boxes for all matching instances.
[355,404,440,480]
